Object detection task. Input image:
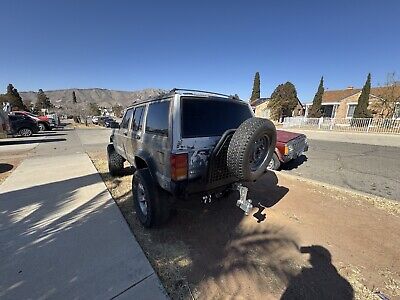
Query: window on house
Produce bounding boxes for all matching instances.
[394,103,400,119]
[347,104,357,118]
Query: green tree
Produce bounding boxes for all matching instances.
[267,82,299,121]
[308,76,324,118]
[72,91,77,103]
[250,72,260,104]
[2,84,26,110]
[112,104,123,117]
[34,89,53,112]
[354,73,372,118]
[88,102,100,116]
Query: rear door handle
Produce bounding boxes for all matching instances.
[134,134,141,140]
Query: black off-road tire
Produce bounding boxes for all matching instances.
[133,169,171,228]
[227,117,276,181]
[267,153,281,171]
[107,144,125,176]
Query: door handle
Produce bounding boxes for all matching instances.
[135,134,141,140]
[123,131,127,136]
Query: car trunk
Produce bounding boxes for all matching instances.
[277,130,303,143]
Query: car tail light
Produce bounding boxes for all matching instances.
[171,153,188,181]
[284,145,289,155]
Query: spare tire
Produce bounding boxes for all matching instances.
[227,117,276,182]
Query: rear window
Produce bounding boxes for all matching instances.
[181,97,252,138]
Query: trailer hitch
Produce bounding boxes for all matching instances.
[234,183,253,215]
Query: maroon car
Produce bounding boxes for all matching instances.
[267,130,308,170]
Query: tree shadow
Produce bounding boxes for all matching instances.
[281,245,354,299]
[281,155,308,171]
[0,172,151,299]
[120,169,355,299]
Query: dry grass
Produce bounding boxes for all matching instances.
[89,152,400,299]
[88,152,193,299]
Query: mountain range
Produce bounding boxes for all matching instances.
[20,88,165,108]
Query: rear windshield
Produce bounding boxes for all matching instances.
[181,97,252,138]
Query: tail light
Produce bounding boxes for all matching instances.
[284,145,289,155]
[171,153,188,181]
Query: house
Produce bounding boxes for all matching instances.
[304,86,400,119]
[252,98,305,119]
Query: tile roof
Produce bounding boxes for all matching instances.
[322,85,400,103]
[322,89,361,103]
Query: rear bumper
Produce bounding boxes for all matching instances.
[169,177,237,199]
[282,142,308,163]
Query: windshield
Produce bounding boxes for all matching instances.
[181,97,252,138]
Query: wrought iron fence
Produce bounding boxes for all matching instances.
[282,117,400,134]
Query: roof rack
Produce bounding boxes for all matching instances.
[170,88,234,99]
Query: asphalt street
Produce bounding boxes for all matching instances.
[281,139,400,201]
[4,126,399,201]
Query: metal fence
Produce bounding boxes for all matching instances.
[282,117,400,134]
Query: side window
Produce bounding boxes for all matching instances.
[145,101,170,136]
[131,106,144,131]
[120,108,133,129]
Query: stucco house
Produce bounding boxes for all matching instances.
[304,86,400,119]
[252,98,304,119]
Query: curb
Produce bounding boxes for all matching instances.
[277,171,397,203]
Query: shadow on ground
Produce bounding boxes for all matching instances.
[0,172,138,299]
[35,132,67,137]
[281,245,353,299]
[0,163,13,173]
[281,155,308,171]
[103,168,354,299]
[0,138,66,146]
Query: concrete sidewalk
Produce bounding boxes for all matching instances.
[0,153,167,299]
[287,128,400,147]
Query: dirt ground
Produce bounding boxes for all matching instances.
[0,151,29,184]
[89,150,400,300]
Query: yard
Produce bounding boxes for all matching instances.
[89,150,400,300]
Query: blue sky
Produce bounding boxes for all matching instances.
[1,0,399,102]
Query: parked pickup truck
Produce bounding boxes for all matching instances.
[267,130,308,170]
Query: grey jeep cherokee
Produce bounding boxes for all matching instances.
[107,89,276,227]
